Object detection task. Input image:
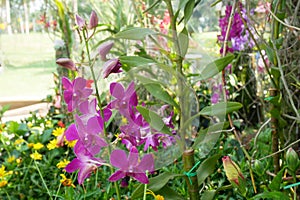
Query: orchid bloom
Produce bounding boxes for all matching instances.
[65,143,104,184]
[109,146,155,184]
[62,77,93,112]
[65,115,107,155]
[109,81,138,118]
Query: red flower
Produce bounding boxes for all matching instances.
[58,121,65,128]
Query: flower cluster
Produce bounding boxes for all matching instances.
[57,10,177,186]
[218,3,254,54]
[60,74,176,186]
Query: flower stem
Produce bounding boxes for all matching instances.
[164,1,199,199]
[81,28,121,200]
[34,160,53,200]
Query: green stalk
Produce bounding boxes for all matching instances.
[82,28,121,200]
[164,1,199,199]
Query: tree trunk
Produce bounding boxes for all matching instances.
[23,0,30,34]
[5,0,12,34]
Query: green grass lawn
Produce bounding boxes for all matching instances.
[0,33,56,99]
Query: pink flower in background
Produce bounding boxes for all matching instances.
[109,146,155,184]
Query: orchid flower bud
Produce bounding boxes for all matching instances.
[222,156,246,195]
[88,10,98,30]
[102,58,122,78]
[56,58,77,71]
[75,14,85,29]
[98,41,114,61]
[286,148,300,173]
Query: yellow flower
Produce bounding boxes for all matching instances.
[46,120,52,127]
[30,151,42,160]
[146,189,164,200]
[16,158,22,164]
[14,138,24,145]
[52,127,65,137]
[33,142,44,150]
[27,143,34,148]
[65,139,77,148]
[0,180,8,188]
[7,155,15,163]
[60,174,76,188]
[27,122,33,128]
[57,159,70,169]
[0,165,12,178]
[47,139,58,150]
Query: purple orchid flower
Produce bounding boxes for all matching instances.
[65,115,107,155]
[98,41,114,61]
[65,142,104,184]
[109,146,155,184]
[62,76,93,112]
[108,81,138,118]
[78,98,112,124]
[102,58,122,79]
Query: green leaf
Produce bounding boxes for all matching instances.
[136,106,171,134]
[199,102,243,116]
[119,56,155,71]
[197,154,222,185]
[250,191,290,200]
[131,172,183,199]
[156,186,185,200]
[178,27,189,57]
[184,0,195,24]
[210,0,222,7]
[0,104,10,113]
[269,167,286,191]
[115,27,156,40]
[192,122,229,149]
[135,75,179,109]
[144,0,162,12]
[198,54,235,80]
[41,129,53,143]
[201,190,217,200]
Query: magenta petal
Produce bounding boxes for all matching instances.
[110,150,128,169]
[132,172,149,184]
[87,116,102,134]
[77,165,94,184]
[65,123,79,141]
[65,158,81,173]
[110,82,124,99]
[56,58,77,71]
[63,91,73,104]
[62,77,72,90]
[128,146,139,166]
[73,77,87,90]
[138,154,155,172]
[108,170,126,182]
